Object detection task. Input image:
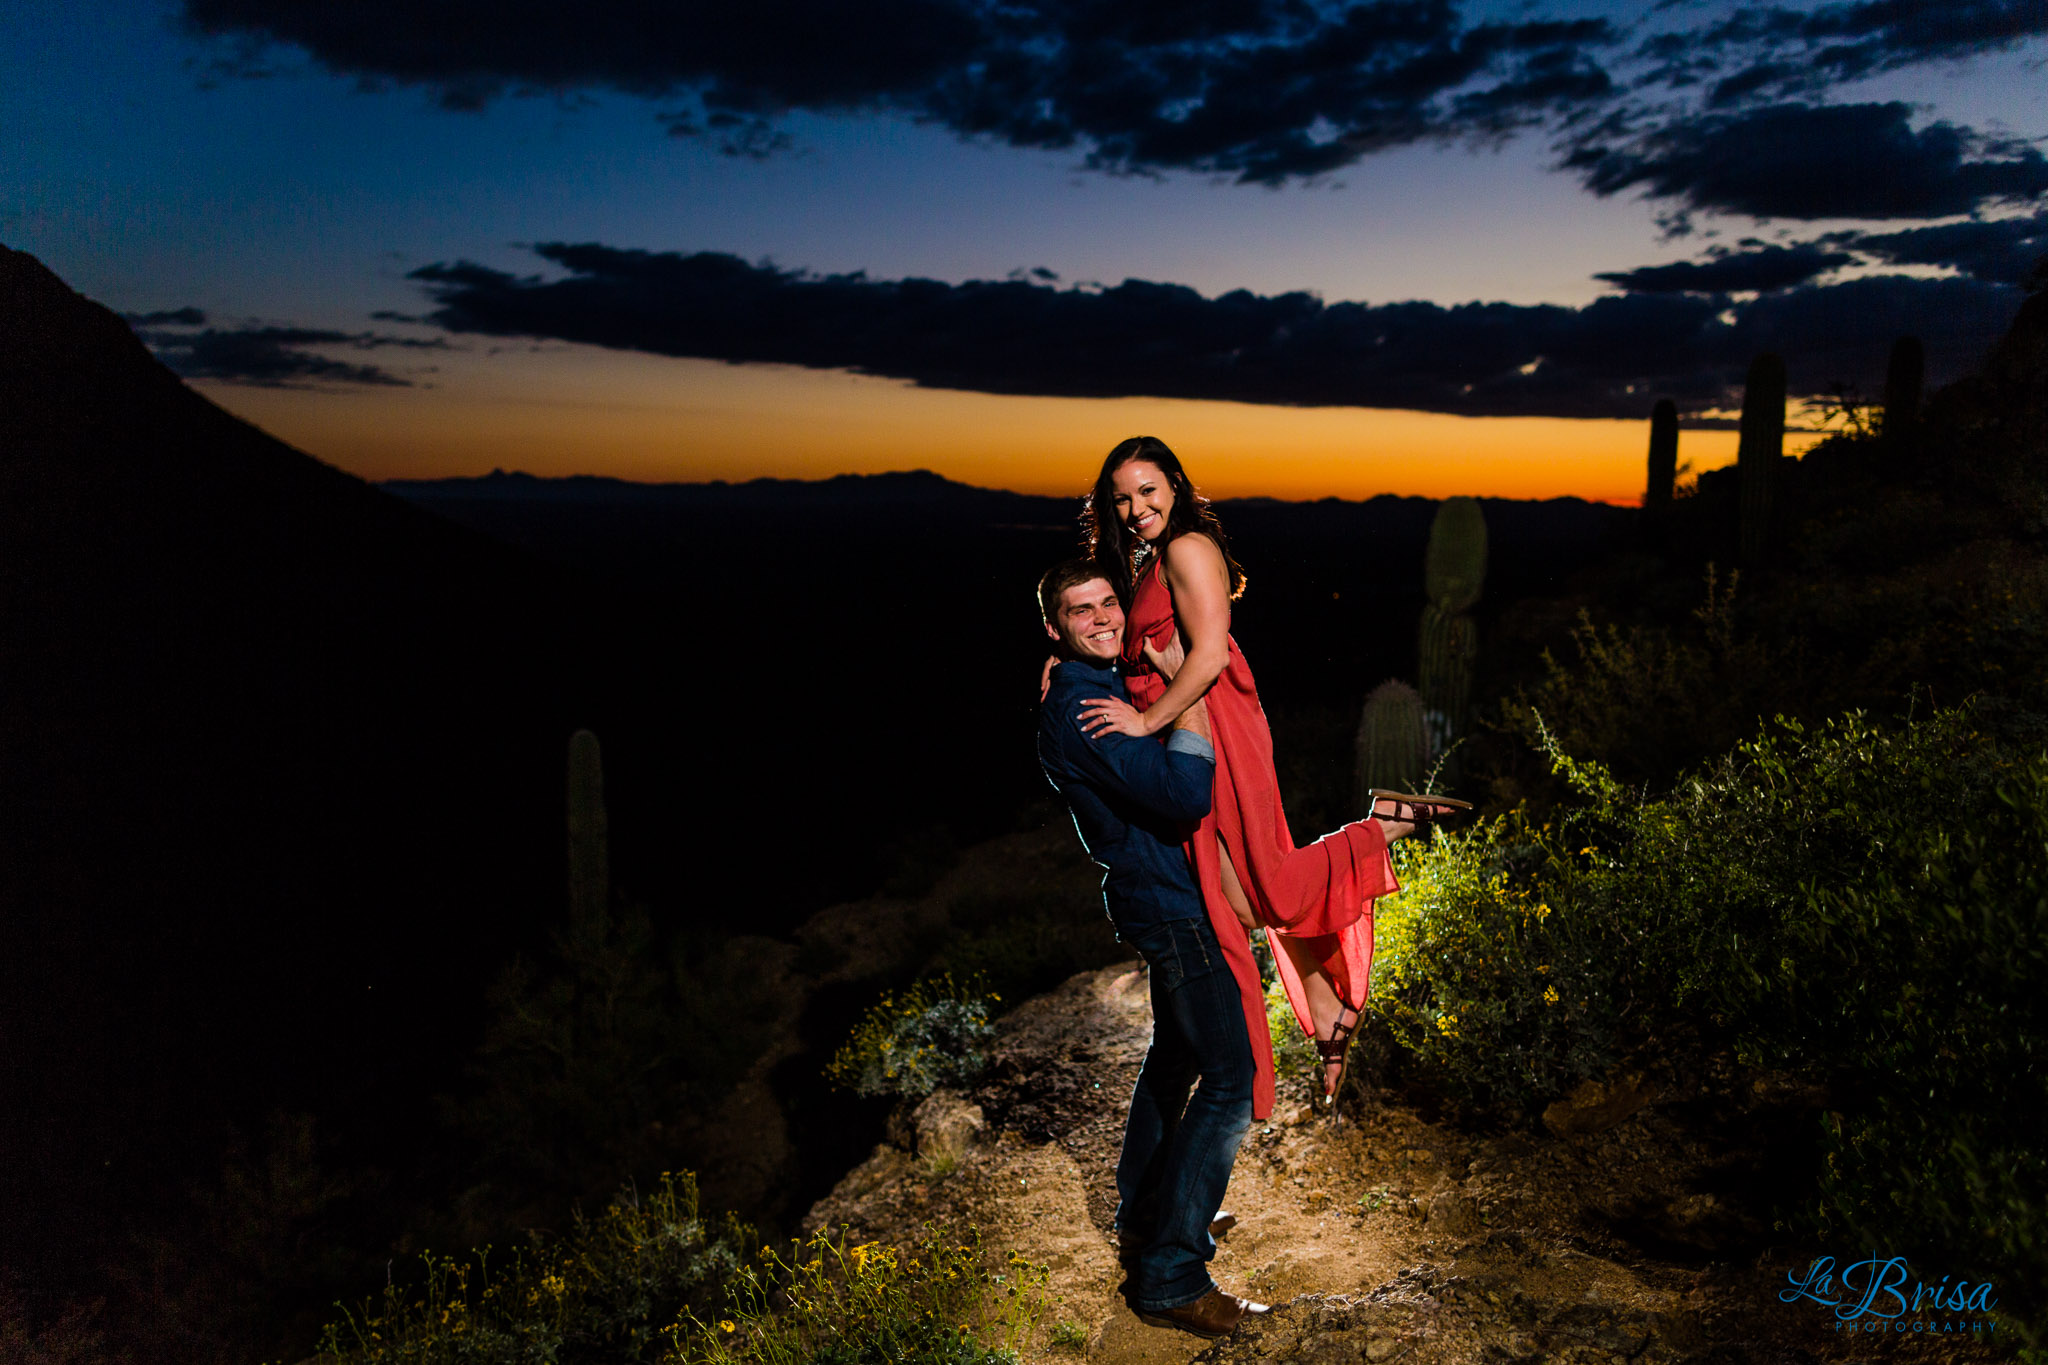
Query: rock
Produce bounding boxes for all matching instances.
[1540,1069,1656,1137]
[910,1089,985,1164]
[1420,1178,1481,1236]
[1654,1190,1763,1253]
[884,1100,917,1151]
[1297,1329,1368,1365]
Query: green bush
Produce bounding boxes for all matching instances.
[315,1173,749,1365]
[673,1226,1049,1365]
[458,905,777,1223]
[1796,758,2048,1345]
[922,908,1117,1006]
[824,976,998,1099]
[1371,705,2048,1342]
[1498,569,1807,786]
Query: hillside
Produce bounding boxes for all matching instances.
[802,963,2001,1365]
[0,244,613,1301]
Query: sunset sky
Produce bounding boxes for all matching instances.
[6,0,2045,501]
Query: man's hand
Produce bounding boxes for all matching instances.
[1172,694,1213,744]
[1141,629,1188,681]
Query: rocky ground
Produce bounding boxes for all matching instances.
[801,966,2012,1365]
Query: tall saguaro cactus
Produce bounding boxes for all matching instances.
[1418,496,1487,763]
[567,728,609,926]
[1882,335,1924,439]
[1644,399,1679,520]
[1355,679,1429,812]
[1737,353,1786,568]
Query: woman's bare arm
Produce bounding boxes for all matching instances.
[1075,533,1233,740]
[1133,532,1232,733]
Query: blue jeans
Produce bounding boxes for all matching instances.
[1114,914,1256,1312]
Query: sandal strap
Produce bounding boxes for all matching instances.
[1314,1008,1361,1060]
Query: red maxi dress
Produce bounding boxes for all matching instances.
[1120,556,1399,1120]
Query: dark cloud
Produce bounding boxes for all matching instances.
[129,314,446,387]
[1566,102,2048,222]
[1674,1,2048,105]
[123,306,209,326]
[179,0,1618,184]
[1834,212,2048,286]
[1596,243,1854,293]
[176,0,2048,200]
[407,242,2020,419]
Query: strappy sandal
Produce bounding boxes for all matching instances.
[1313,1007,1361,1109]
[1368,789,1473,829]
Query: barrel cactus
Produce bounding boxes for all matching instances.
[567,728,609,926]
[1418,497,1488,764]
[1644,398,1678,518]
[1737,353,1786,567]
[1355,679,1429,811]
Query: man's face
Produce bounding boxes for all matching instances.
[1047,578,1125,662]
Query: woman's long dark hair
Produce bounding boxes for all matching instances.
[1084,435,1246,605]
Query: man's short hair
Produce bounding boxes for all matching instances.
[1037,558,1111,626]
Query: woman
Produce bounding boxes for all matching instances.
[1074,436,1447,1118]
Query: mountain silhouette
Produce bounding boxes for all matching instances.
[0,245,605,1291]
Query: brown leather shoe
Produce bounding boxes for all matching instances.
[1116,1211,1237,1259]
[1135,1288,1271,1339]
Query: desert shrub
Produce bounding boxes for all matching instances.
[673,1226,1049,1365]
[1498,569,1807,785]
[1375,707,2011,1107]
[824,976,998,1099]
[923,908,1123,1004]
[0,1284,106,1365]
[1794,757,2048,1346]
[458,905,777,1220]
[1264,974,1322,1105]
[315,1173,749,1365]
[1372,705,2048,1341]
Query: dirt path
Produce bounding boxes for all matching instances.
[803,965,2010,1365]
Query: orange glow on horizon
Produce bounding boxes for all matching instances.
[197,348,1765,505]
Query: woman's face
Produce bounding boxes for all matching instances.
[1111,460,1175,544]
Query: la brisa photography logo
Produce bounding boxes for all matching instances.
[1780,1253,2000,1337]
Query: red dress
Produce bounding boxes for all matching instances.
[1120,554,1398,1120]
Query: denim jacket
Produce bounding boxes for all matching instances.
[1037,657,1213,927]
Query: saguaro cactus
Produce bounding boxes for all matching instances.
[1882,335,1924,438]
[567,728,609,926]
[1418,496,1487,761]
[1644,399,1678,520]
[1355,679,1429,811]
[1737,353,1785,568]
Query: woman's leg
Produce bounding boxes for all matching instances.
[1215,838,1258,933]
[1274,934,1341,1033]
[1221,840,1353,1097]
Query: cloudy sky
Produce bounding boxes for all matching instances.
[6,0,2046,500]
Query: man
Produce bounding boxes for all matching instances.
[1034,558,1267,1339]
